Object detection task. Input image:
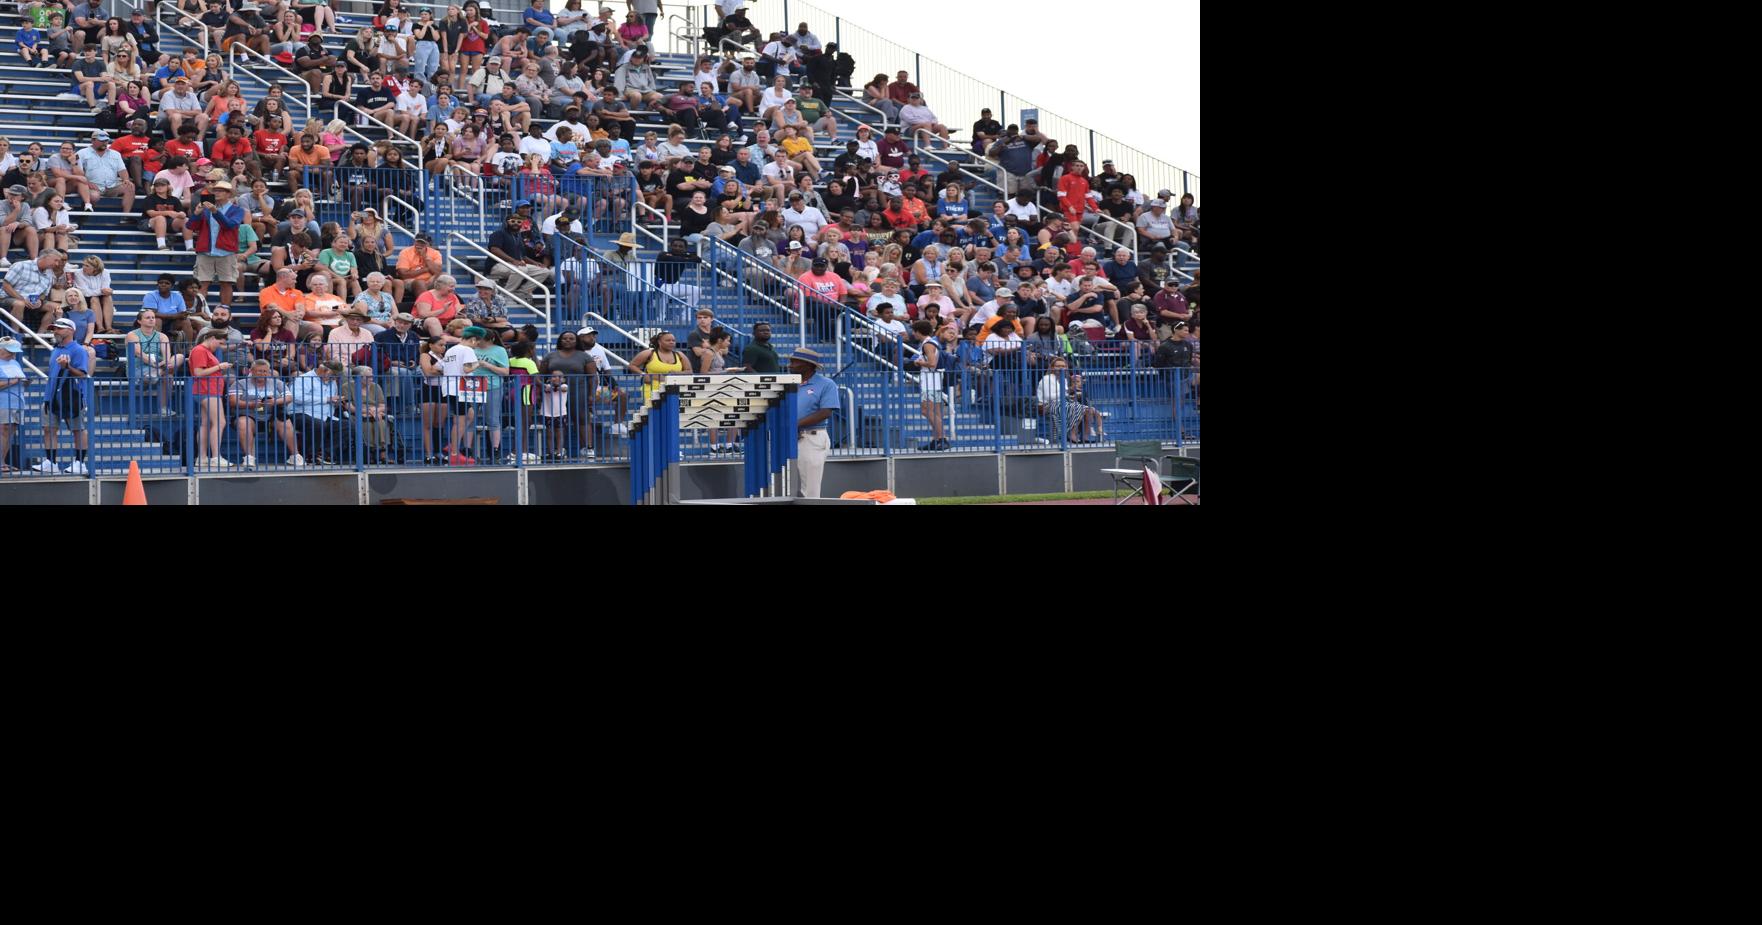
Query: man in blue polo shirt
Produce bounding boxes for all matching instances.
[788,346,838,498]
[36,318,90,474]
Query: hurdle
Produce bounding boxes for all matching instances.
[629,374,802,505]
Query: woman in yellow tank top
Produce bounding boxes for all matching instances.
[627,331,687,404]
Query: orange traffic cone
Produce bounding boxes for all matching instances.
[123,460,147,506]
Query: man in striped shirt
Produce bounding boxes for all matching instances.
[3,249,63,331]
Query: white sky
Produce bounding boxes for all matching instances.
[734,0,1201,176]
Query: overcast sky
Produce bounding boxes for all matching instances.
[736,0,1201,176]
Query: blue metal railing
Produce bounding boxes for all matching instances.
[3,328,1197,482]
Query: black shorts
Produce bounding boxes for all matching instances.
[420,382,443,405]
[448,397,481,415]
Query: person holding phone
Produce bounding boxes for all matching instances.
[190,328,235,468]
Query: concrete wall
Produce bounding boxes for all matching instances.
[529,467,628,505]
[0,445,1199,504]
[8,478,98,505]
[894,454,1001,498]
[369,470,521,505]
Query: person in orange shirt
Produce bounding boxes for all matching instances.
[898,186,930,227]
[257,266,321,340]
[411,273,461,338]
[396,234,446,301]
[975,296,1025,342]
[286,133,332,192]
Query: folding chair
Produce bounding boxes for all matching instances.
[1159,455,1200,505]
[1102,440,1164,505]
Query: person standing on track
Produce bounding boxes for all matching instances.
[788,347,838,498]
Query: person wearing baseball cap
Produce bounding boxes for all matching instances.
[437,325,491,466]
[1135,195,1175,247]
[542,204,582,238]
[0,185,34,270]
[396,233,446,312]
[371,306,423,417]
[0,335,24,472]
[788,346,838,498]
[36,317,91,475]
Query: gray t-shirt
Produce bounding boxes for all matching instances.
[539,349,592,377]
[1135,212,1174,239]
[739,234,778,262]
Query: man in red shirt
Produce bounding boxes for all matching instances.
[210,122,259,182]
[1057,160,1091,226]
[165,124,204,163]
[882,196,915,230]
[253,122,289,179]
[796,256,848,342]
[898,156,930,187]
[111,119,154,189]
[887,70,917,106]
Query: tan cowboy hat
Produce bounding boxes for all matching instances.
[616,232,637,247]
[209,180,234,191]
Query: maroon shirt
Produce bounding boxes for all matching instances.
[877,138,910,168]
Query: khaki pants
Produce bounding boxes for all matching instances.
[1099,220,1136,251]
[794,428,829,498]
[488,263,553,299]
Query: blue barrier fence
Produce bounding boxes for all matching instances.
[0,332,1197,482]
[828,336,1201,457]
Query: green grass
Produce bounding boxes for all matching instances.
[917,490,1117,506]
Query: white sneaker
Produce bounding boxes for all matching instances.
[33,458,60,473]
[610,423,629,437]
[241,455,255,470]
[195,456,209,469]
[212,457,233,469]
[65,459,88,476]
[83,201,95,212]
[0,258,11,269]
[581,447,596,458]
[288,454,306,467]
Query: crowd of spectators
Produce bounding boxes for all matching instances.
[1,0,1197,473]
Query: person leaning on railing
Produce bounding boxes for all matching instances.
[0,335,27,474]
